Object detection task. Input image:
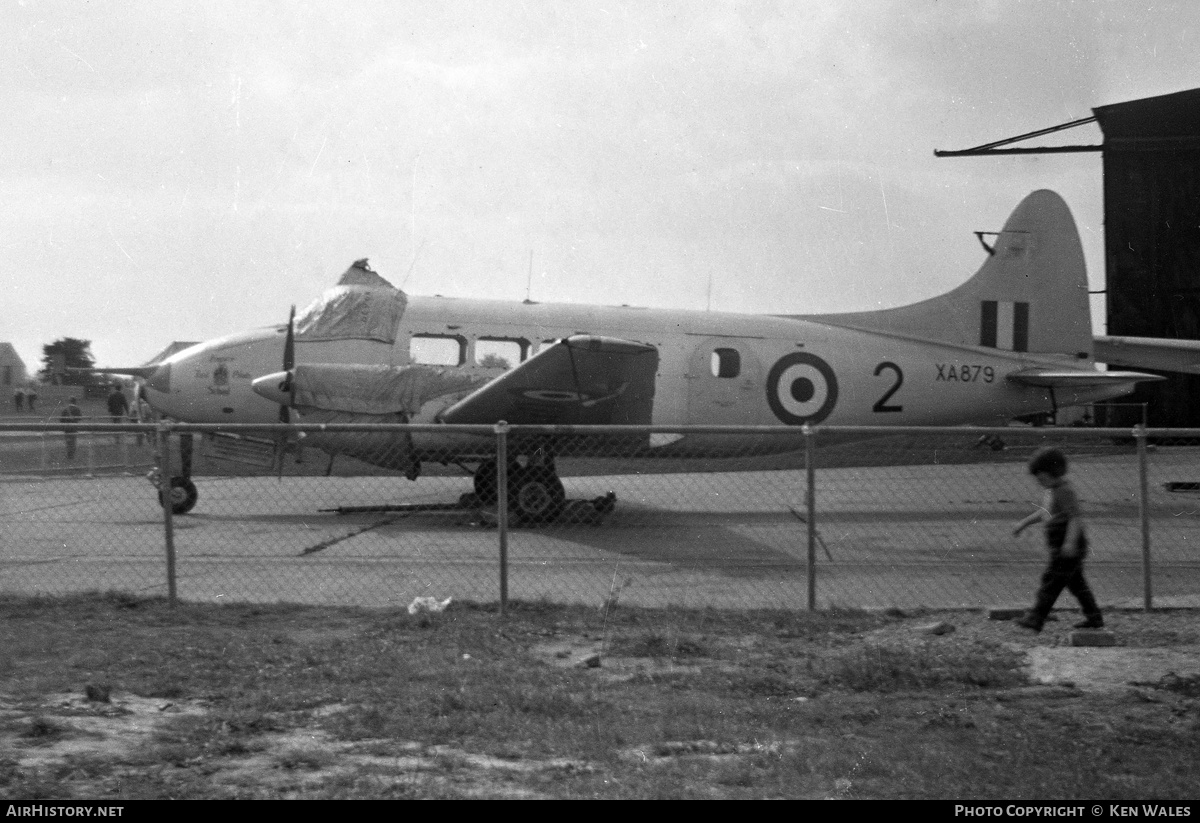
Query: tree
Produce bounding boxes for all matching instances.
[478,353,511,370]
[39,338,99,386]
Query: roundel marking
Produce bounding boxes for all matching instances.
[766,352,838,425]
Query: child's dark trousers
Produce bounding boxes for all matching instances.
[1030,552,1102,625]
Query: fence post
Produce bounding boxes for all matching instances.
[85,429,95,478]
[1135,424,1152,611]
[157,423,177,608]
[495,421,510,617]
[804,424,817,611]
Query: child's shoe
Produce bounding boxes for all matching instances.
[1073,615,1104,629]
[1015,614,1043,633]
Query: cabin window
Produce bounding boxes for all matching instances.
[410,334,467,366]
[711,348,741,378]
[529,338,564,357]
[475,337,529,370]
[2,366,10,386]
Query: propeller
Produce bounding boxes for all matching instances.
[278,305,296,424]
[274,306,296,477]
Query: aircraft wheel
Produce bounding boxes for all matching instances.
[474,460,499,504]
[509,468,565,524]
[157,476,198,515]
[474,460,518,505]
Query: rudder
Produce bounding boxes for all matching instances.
[808,190,1094,359]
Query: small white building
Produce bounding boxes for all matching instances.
[0,343,28,389]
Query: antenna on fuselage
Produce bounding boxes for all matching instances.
[524,249,535,305]
[400,238,426,290]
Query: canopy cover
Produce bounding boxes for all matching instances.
[294,259,407,344]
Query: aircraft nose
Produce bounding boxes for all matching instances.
[145,361,171,395]
[251,371,292,406]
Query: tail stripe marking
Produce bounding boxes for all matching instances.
[980,301,1029,352]
[980,301,998,347]
[996,301,1015,349]
[1013,302,1029,352]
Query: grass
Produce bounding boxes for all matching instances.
[815,644,1026,692]
[0,592,1197,799]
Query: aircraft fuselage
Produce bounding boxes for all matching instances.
[144,293,1129,459]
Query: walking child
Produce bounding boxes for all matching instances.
[1012,446,1104,632]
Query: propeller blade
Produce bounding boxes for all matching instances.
[283,305,296,371]
[279,305,296,425]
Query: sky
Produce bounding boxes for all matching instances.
[2,0,1198,374]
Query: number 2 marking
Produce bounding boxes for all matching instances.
[873,361,903,413]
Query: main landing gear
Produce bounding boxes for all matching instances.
[473,455,566,524]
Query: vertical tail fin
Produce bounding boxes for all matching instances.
[811,190,1094,359]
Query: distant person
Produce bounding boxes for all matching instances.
[13,388,24,412]
[106,385,130,423]
[106,385,129,443]
[137,389,153,423]
[60,396,83,460]
[130,388,152,447]
[25,387,36,412]
[1012,446,1104,632]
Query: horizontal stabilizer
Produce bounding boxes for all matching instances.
[1006,368,1165,388]
[438,335,658,426]
[1094,335,1200,375]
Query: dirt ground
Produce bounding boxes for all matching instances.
[876,609,1200,692]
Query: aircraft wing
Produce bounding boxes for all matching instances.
[438,335,658,426]
[1094,335,1200,375]
[67,366,160,379]
[1007,368,1165,388]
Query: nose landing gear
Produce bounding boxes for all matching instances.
[149,431,198,515]
[149,471,199,515]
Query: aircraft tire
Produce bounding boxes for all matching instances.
[509,467,565,524]
[474,460,519,506]
[474,460,499,504]
[157,476,198,515]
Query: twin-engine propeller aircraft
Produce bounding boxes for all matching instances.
[96,189,1163,518]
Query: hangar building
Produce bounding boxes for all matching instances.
[1095,87,1200,427]
[939,86,1200,427]
[1,343,28,389]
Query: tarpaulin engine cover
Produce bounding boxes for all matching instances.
[290,363,486,416]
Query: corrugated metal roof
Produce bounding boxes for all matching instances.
[1093,87,1200,141]
[0,342,27,368]
[142,341,199,365]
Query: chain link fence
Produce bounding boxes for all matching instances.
[2,421,1198,612]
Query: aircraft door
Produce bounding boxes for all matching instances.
[686,339,765,424]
